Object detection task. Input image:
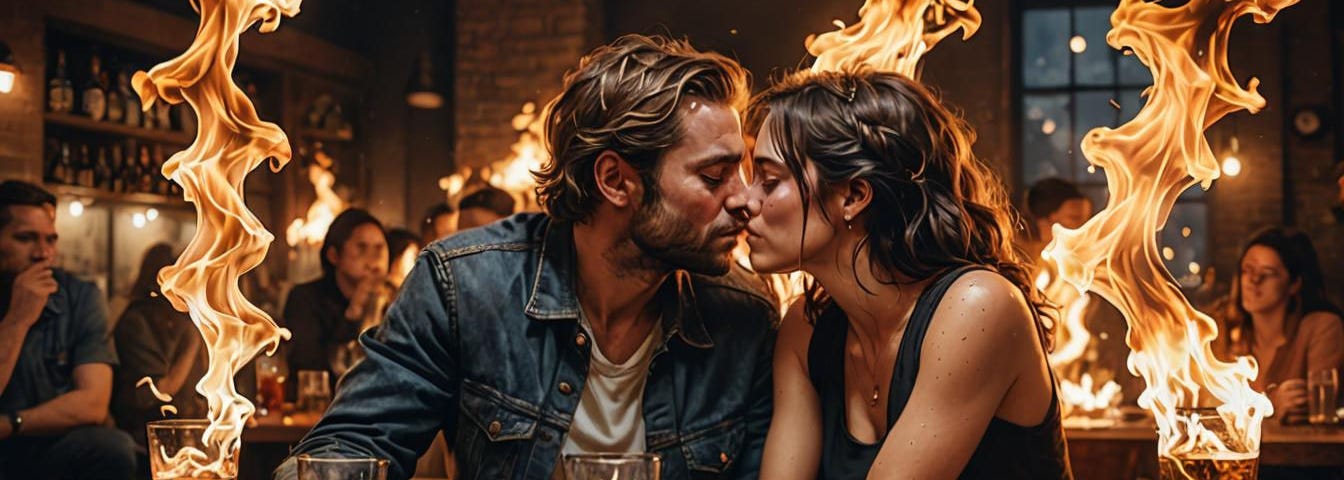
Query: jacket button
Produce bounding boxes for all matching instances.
[575,333,588,347]
[720,452,729,464]
[487,420,502,436]
[558,382,573,395]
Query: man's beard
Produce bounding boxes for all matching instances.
[629,194,738,276]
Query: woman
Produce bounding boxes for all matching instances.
[112,243,207,447]
[747,69,1071,479]
[1215,227,1344,423]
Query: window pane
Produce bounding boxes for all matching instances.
[1024,9,1071,88]
[1074,91,1117,183]
[1119,88,1146,124]
[1074,7,1115,86]
[1119,49,1152,87]
[1023,93,1072,184]
[1159,202,1208,288]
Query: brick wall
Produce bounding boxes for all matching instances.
[0,1,46,182]
[454,0,603,171]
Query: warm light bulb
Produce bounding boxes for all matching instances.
[68,201,84,217]
[1188,262,1201,275]
[0,70,15,94]
[1162,247,1175,261]
[132,213,147,229]
[146,208,160,222]
[1221,155,1242,177]
[1069,35,1087,54]
[1042,119,1057,135]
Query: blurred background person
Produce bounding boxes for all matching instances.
[1022,176,1094,257]
[280,208,388,391]
[455,185,517,231]
[111,243,207,469]
[1215,226,1343,424]
[420,202,456,245]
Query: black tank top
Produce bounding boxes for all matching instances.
[806,266,1073,479]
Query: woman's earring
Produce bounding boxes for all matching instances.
[844,214,853,230]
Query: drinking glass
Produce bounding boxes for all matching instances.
[563,453,661,480]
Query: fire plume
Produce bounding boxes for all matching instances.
[286,151,344,247]
[807,0,980,77]
[1044,0,1295,466]
[131,0,299,476]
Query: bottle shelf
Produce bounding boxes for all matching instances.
[45,112,194,147]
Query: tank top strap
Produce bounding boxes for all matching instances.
[886,265,987,426]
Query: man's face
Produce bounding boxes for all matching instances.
[1049,197,1094,230]
[329,223,388,284]
[428,213,456,243]
[0,205,59,277]
[629,99,749,276]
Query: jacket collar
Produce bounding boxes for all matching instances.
[523,218,714,349]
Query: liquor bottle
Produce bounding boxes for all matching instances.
[136,145,154,193]
[47,50,75,113]
[43,138,61,184]
[155,99,172,131]
[82,55,107,121]
[175,103,197,135]
[94,146,112,191]
[151,145,166,194]
[109,143,127,193]
[120,69,141,128]
[105,65,125,124]
[53,142,74,185]
[76,145,94,188]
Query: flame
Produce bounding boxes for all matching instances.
[1044,0,1295,465]
[285,156,344,247]
[485,101,546,210]
[807,0,980,77]
[389,243,418,289]
[131,0,298,476]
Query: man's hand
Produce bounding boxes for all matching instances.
[5,260,57,328]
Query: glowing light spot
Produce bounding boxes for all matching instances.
[68,201,84,217]
[1070,35,1087,53]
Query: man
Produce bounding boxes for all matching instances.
[420,202,456,245]
[276,34,776,480]
[455,185,516,231]
[1024,176,1094,254]
[0,180,135,479]
[281,208,389,386]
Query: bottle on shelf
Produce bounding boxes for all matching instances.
[43,138,61,185]
[94,146,112,192]
[105,63,125,125]
[151,145,167,194]
[54,142,75,185]
[136,145,154,193]
[47,50,75,114]
[119,69,141,128]
[82,54,108,122]
[76,144,95,188]
[154,98,173,131]
[110,143,127,194]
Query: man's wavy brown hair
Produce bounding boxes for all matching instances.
[533,34,750,222]
[748,68,1054,349]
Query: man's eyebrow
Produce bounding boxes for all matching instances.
[692,153,743,169]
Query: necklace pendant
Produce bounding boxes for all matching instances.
[869,385,880,407]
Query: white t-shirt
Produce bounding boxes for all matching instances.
[558,313,662,460]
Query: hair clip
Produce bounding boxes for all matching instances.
[846,84,857,103]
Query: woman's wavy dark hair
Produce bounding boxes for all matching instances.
[747,68,1053,348]
[1218,226,1341,357]
[130,243,177,301]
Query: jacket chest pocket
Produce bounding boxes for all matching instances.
[458,380,540,479]
[681,420,746,477]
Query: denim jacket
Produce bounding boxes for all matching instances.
[277,213,778,480]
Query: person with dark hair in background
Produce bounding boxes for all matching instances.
[1023,177,1093,257]
[419,202,456,245]
[280,208,388,387]
[1214,227,1343,423]
[276,34,776,480]
[454,186,517,231]
[0,180,135,480]
[111,243,207,458]
[746,70,1071,479]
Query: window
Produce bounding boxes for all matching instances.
[1018,4,1208,287]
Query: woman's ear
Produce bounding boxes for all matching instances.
[841,178,873,222]
[592,150,641,209]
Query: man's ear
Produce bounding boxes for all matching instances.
[593,150,643,209]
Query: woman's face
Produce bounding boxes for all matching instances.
[1239,245,1299,316]
[743,115,842,274]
